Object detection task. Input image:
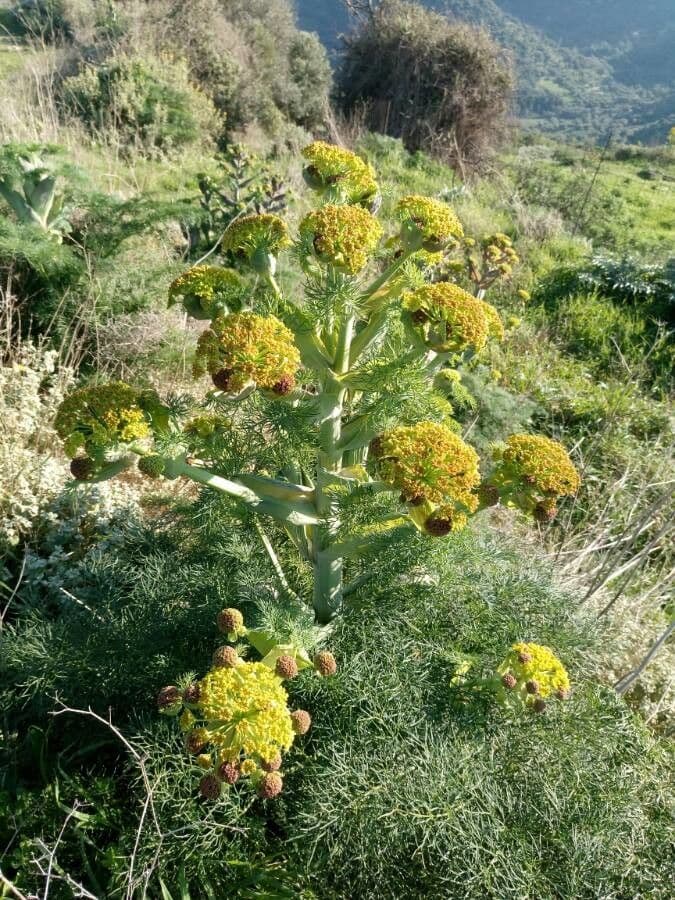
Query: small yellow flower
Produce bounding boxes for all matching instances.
[197,661,295,762]
[222,214,291,274]
[299,204,382,275]
[494,434,580,498]
[240,759,258,777]
[179,709,196,732]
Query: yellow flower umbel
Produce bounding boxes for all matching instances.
[301,141,379,207]
[489,434,580,520]
[197,661,295,762]
[222,213,291,275]
[299,204,383,275]
[168,265,246,320]
[55,382,156,460]
[395,195,463,252]
[373,421,480,517]
[497,642,571,712]
[402,283,491,353]
[193,312,301,395]
[477,298,505,342]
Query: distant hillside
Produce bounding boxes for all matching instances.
[296,0,675,144]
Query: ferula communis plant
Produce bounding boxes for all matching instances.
[55,143,580,626]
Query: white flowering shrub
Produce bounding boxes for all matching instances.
[0,343,74,551]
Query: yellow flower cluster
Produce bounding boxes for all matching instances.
[193,312,301,392]
[477,298,505,341]
[197,661,295,764]
[184,413,231,439]
[402,283,492,353]
[374,421,480,510]
[498,642,571,709]
[168,265,245,319]
[222,213,291,260]
[301,141,379,206]
[55,382,153,458]
[495,434,580,498]
[396,195,463,250]
[300,204,383,275]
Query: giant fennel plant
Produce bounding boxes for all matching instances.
[54,141,579,799]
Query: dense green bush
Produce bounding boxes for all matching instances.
[338,0,513,170]
[60,53,220,156]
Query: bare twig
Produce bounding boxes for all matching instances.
[615,620,675,695]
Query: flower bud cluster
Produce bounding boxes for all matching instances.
[299,204,383,275]
[395,195,463,252]
[402,283,502,354]
[487,434,580,521]
[222,213,291,275]
[464,232,519,291]
[193,312,301,395]
[301,141,379,208]
[372,421,481,534]
[56,382,163,473]
[168,265,246,320]
[497,641,571,712]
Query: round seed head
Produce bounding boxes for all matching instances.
[275,655,299,679]
[199,773,222,800]
[424,515,454,537]
[556,688,571,700]
[186,730,209,755]
[314,650,337,677]
[217,607,244,634]
[156,685,181,711]
[534,501,558,524]
[183,683,201,704]
[212,645,239,668]
[212,368,234,391]
[271,374,295,396]
[518,651,533,664]
[217,760,240,785]
[525,680,540,695]
[533,698,547,714]
[257,772,283,799]
[261,753,282,772]
[70,456,95,481]
[501,673,517,689]
[291,709,312,735]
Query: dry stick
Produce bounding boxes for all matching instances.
[615,620,675,695]
[0,549,27,629]
[597,518,674,618]
[50,702,164,898]
[0,870,29,900]
[40,801,83,900]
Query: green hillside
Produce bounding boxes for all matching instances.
[297,0,675,142]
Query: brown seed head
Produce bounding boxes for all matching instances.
[424,516,453,537]
[156,685,181,709]
[217,607,244,634]
[533,698,547,714]
[212,368,234,391]
[183,683,201,704]
[186,731,208,755]
[199,773,222,800]
[525,680,540,695]
[291,709,312,735]
[501,673,517,689]
[257,772,283,799]
[518,651,533,665]
[212,645,239,668]
[217,761,240,785]
[556,688,571,701]
[261,753,283,772]
[534,502,558,524]
[271,374,295,396]
[70,457,95,481]
[275,655,299,679]
[314,650,337,677]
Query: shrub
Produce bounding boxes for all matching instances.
[338,0,513,170]
[60,53,220,156]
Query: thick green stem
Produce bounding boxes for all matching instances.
[312,314,355,624]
